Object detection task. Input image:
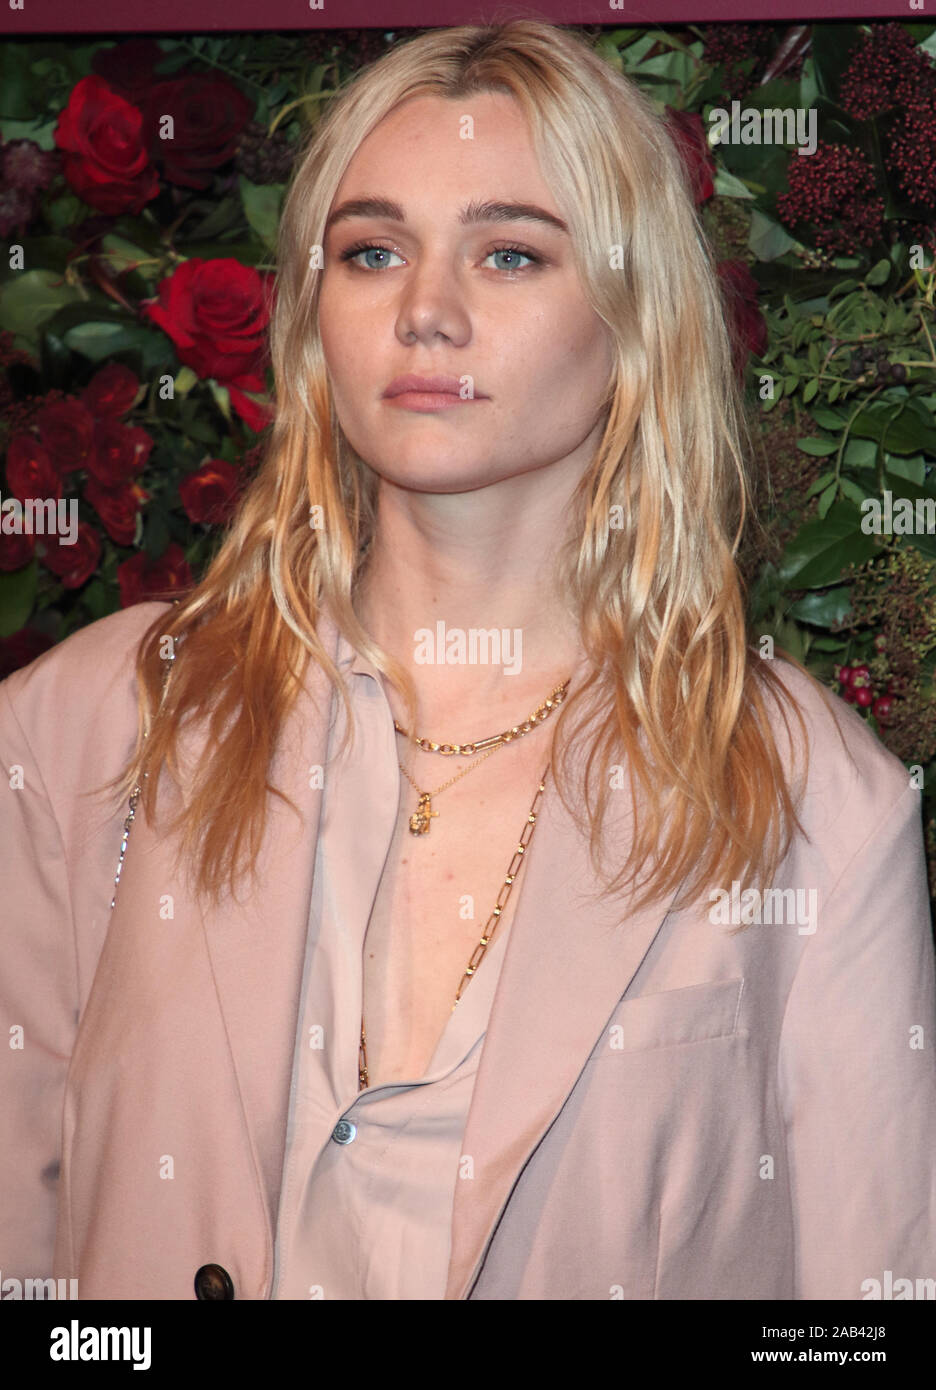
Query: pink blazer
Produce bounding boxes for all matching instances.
[2,600,934,1299]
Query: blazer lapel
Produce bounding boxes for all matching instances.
[170,608,342,1227]
[444,734,681,1299]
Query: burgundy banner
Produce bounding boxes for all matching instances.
[0,0,927,36]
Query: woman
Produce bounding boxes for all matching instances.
[1,21,934,1302]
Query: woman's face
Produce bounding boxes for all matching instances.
[318,91,614,495]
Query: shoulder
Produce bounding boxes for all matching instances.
[0,600,173,757]
[760,654,920,860]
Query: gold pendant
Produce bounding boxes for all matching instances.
[408,791,439,835]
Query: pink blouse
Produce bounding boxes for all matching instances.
[271,633,510,1298]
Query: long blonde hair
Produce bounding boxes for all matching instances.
[100,20,816,913]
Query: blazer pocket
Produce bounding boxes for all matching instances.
[589,976,745,1059]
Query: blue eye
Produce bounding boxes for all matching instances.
[340,244,404,270]
[483,246,537,271]
[337,241,542,272]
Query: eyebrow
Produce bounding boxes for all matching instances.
[324,196,569,238]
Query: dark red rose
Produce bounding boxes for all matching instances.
[35,397,96,474]
[84,477,149,546]
[117,542,192,608]
[37,520,101,589]
[665,107,716,206]
[91,38,165,104]
[4,433,63,502]
[717,260,768,377]
[54,75,160,215]
[0,627,56,680]
[87,419,154,486]
[0,529,36,572]
[142,258,274,430]
[82,363,141,419]
[140,74,253,190]
[178,458,242,525]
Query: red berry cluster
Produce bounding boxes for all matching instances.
[834,660,895,725]
[700,24,775,99]
[889,104,936,209]
[777,142,885,257]
[840,24,935,119]
[839,26,936,212]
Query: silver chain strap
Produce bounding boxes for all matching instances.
[109,644,176,912]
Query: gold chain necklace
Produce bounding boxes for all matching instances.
[359,760,551,1091]
[394,676,570,835]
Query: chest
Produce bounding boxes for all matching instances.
[360,741,550,1087]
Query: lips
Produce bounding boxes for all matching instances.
[383,373,484,398]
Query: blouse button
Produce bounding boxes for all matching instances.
[332,1119,356,1144]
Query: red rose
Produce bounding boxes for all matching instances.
[717,260,768,377]
[117,542,192,608]
[142,258,274,430]
[0,529,36,572]
[178,458,242,525]
[140,74,253,190]
[54,75,160,215]
[0,627,55,680]
[4,433,63,501]
[35,397,95,474]
[87,419,154,486]
[665,108,716,206]
[84,477,149,546]
[37,521,101,589]
[91,38,165,105]
[82,363,141,419]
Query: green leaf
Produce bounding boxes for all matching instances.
[885,453,926,485]
[0,559,38,637]
[865,258,892,287]
[714,168,754,199]
[797,436,838,456]
[748,210,797,262]
[0,46,44,119]
[803,378,819,403]
[850,402,936,455]
[174,366,199,396]
[0,269,82,346]
[805,470,835,500]
[788,586,853,626]
[238,176,284,251]
[839,476,871,507]
[778,500,880,588]
[817,482,837,519]
[0,116,57,150]
[809,407,846,431]
[209,380,233,422]
[844,438,877,469]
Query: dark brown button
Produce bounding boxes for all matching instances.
[194,1264,234,1300]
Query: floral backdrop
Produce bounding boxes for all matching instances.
[1,22,934,905]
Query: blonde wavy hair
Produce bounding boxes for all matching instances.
[101,19,816,914]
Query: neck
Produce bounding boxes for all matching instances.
[353,467,585,734]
